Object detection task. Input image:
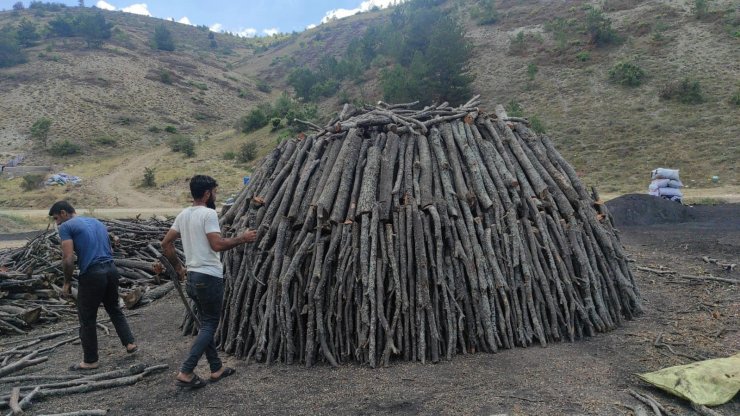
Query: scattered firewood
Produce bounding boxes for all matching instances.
[628,389,677,416]
[700,257,736,272]
[37,411,108,416]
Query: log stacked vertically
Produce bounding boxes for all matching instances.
[217,98,642,367]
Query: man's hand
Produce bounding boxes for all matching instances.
[62,282,72,298]
[176,265,187,282]
[241,229,257,244]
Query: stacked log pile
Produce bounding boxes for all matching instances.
[216,97,643,368]
[0,218,182,335]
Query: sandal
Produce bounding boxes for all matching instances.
[126,345,138,354]
[210,367,236,383]
[69,362,98,371]
[175,373,207,389]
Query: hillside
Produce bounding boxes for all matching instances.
[0,0,738,210]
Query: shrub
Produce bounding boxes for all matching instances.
[270,118,282,130]
[49,140,81,156]
[475,0,499,25]
[526,63,538,81]
[153,24,175,51]
[584,6,620,46]
[95,136,117,146]
[576,51,591,61]
[148,126,161,133]
[141,167,156,187]
[159,70,172,84]
[238,142,258,163]
[608,61,645,87]
[529,115,546,134]
[164,125,177,133]
[13,2,24,10]
[256,79,271,93]
[660,78,705,104]
[509,31,526,55]
[167,135,195,157]
[222,150,236,160]
[21,174,44,191]
[507,101,524,117]
[692,0,708,19]
[730,89,740,106]
[0,30,27,68]
[239,108,268,133]
[30,117,52,147]
[16,19,40,47]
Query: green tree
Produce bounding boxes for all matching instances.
[13,2,25,10]
[238,142,258,162]
[141,167,156,188]
[77,12,112,48]
[0,30,26,68]
[16,19,40,47]
[239,108,269,133]
[584,7,620,46]
[153,24,175,51]
[30,117,52,147]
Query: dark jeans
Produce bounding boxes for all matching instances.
[181,271,224,374]
[77,261,135,364]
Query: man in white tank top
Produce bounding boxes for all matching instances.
[162,175,257,389]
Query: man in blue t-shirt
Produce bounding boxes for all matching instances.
[49,201,137,370]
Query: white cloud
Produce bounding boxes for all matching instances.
[95,1,116,11]
[121,3,151,16]
[321,0,404,23]
[235,28,258,37]
[178,16,192,25]
[306,23,317,30]
[210,23,223,32]
[263,28,279,36]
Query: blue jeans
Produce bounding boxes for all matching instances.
[180,272,224,374]
[77,261,135,364]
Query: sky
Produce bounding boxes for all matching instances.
[1,0,405,36]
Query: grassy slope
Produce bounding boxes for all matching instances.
[0,1,738,210]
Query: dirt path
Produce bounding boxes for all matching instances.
[1,205,737,415]
[89,147,179,208]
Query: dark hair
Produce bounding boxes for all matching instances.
[49,200,76,216]
[190,175,218,199]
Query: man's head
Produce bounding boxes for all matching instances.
[49,201,76,225]
[190,175,218,210]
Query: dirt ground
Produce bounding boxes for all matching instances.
[1,201,738,415]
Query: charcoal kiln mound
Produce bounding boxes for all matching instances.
[606,193,696,227]
[212,97,642,367]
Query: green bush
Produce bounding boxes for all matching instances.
[159,70,172,84]
[164,125,177,134]
[475,0,499,25]
[509,31,526,55]
[730,89,740,106]
[141,167,156,188]
[49,140,81,156]
[584,6,620,46]
[239,108,268,133]
[660,78,705,104]
[238,142,258,163]
[507,101,524,117]
[608,61,645,87]
[0,30,27,68]
[16,19,40,47]
[153,24,175,51]
[30,117,52,147]
[576,51,591,61]
[527,63,538,81]
[167,135,195,157]
[529,115,546,134]
[222,150,236,160]
[693,0,708,19]
[148,126,161,133]
[256,79,272,93]
[95,136,117,146]
[270,118,282,130]
[21,174,44,191]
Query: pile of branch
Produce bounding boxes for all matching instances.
[0,217,182,335]
[216,98,642,367]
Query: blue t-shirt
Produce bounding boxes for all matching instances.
[58,216,113,275]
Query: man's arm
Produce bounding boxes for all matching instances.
[161,228,185,279]
[61,239,75,295]
[206,229,257,252]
